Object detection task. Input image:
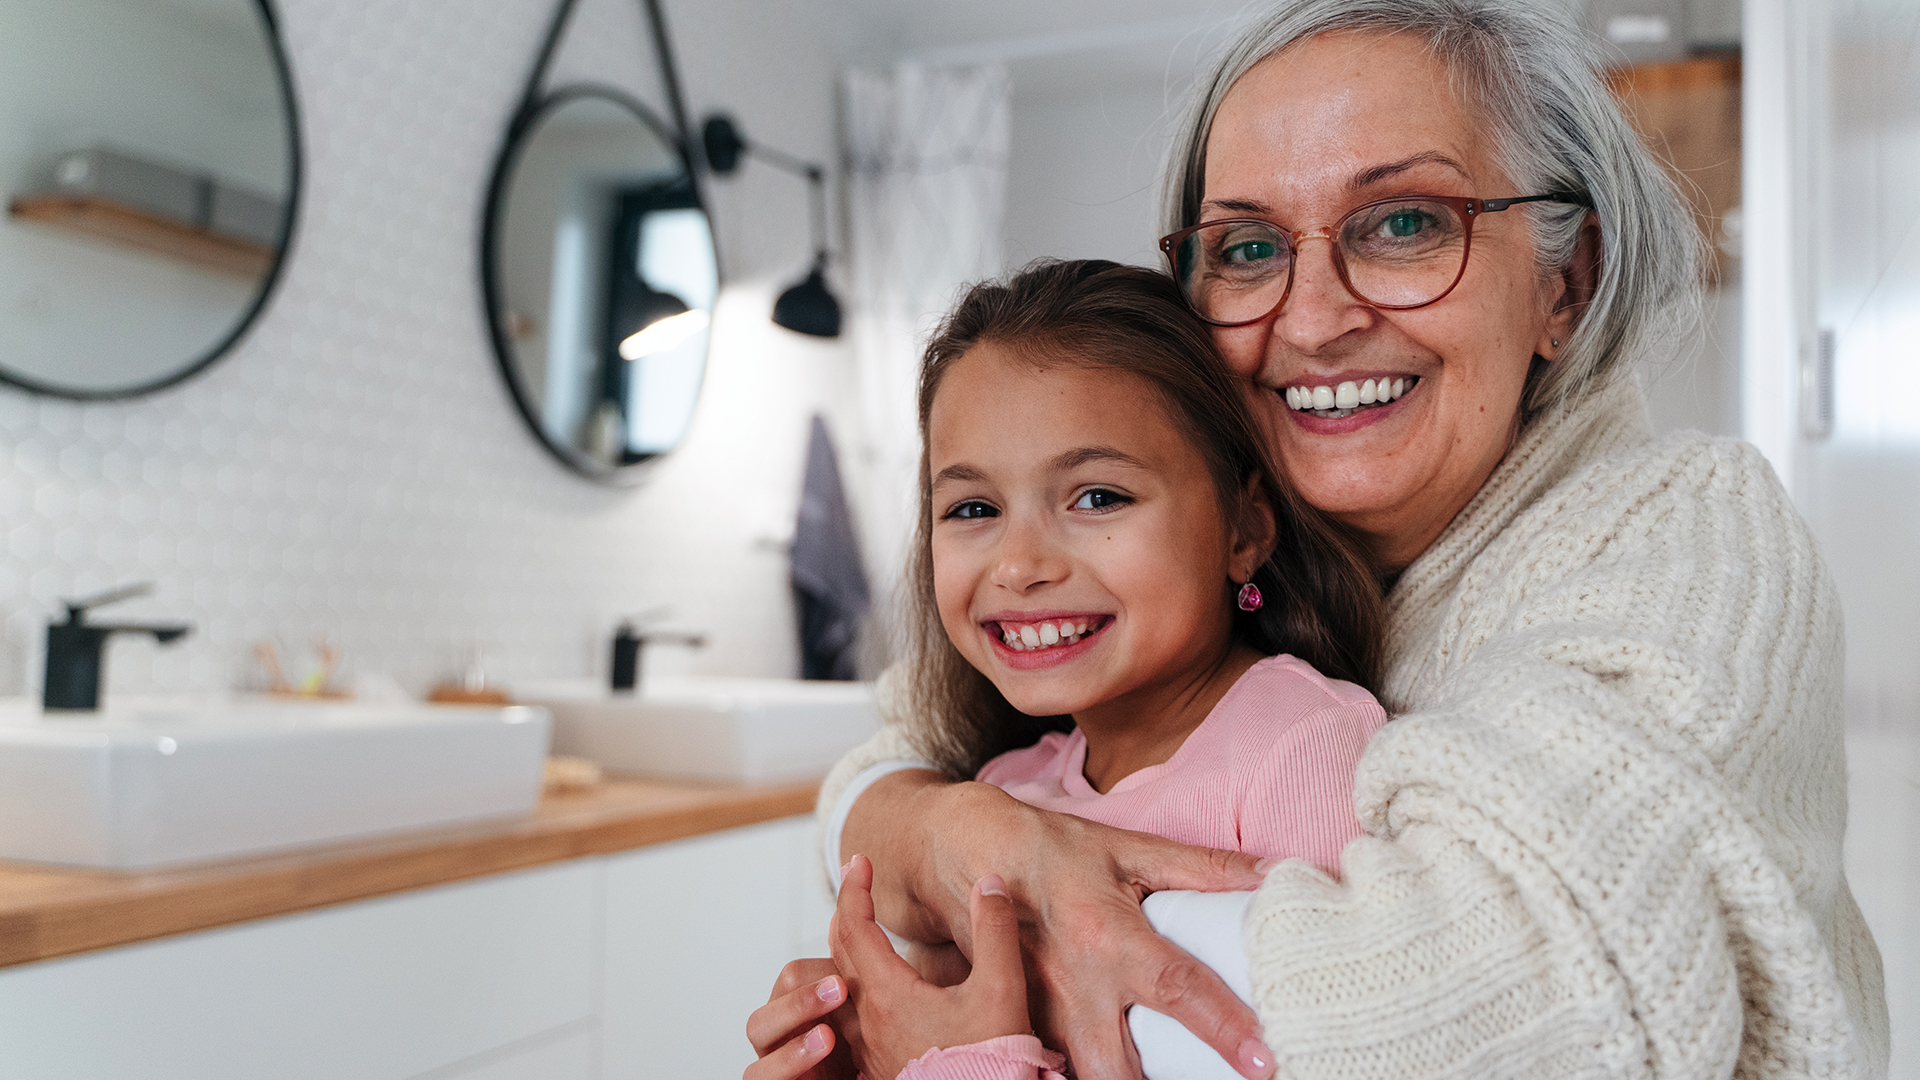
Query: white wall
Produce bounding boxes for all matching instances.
[1002,51,1183,270]
[0,0,867,698]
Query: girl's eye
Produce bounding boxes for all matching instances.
[944,500,999,520]
[1071,488,1130,512]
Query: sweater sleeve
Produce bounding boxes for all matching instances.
[816,664,938,874]
[1240,439,1887,1079]
[892,1035,1068,1080]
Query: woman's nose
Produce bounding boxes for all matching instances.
[1274,236,1372,354]
[989,518,1066,593]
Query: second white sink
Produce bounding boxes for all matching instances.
[522,677,879,784]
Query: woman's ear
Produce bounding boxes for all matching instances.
[1230,479,1279,584]
[1538,212,1602,359]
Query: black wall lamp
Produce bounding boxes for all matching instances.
[701,114,841,338]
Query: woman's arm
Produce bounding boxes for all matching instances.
[1230,436,1887,1077]
[831,767,1276,1079]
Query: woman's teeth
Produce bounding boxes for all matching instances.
[1285,376,1416,416]
[1000,619,1092,652]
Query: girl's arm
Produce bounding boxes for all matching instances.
[826,763,1274,1080]
[744,961,853,1080]
[830,855,1061,1080]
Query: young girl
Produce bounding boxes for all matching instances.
[746,260,1386,1080]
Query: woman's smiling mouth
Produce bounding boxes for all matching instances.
[1284,375,1420,419]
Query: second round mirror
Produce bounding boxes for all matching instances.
[484,86,716,480]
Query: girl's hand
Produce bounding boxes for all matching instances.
[843,772,1276,1080]
[744,959,857,1080]
[830,854,1029,1079]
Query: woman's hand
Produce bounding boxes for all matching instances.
[841,772,1277,1080]
[830,854,1030,1079]
[744,959,856,1080]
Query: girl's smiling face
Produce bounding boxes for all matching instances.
[927,344,1266,723]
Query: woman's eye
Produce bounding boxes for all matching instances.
[1071,488,1130,512]
[1360,208,1433,239]
[1345,202,1459,254]
[944,500,998,520]
[1224,238,1277,264]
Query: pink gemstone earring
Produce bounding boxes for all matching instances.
[1236,582,1264,612]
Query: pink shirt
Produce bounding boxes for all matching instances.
[978,654,1385,873]
[893,655,1387,1079]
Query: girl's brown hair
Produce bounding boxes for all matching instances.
[904,260,1385,779]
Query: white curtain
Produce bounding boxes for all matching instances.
[841,62,1012,640]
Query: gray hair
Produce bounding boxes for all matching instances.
[1162,0,1701,414]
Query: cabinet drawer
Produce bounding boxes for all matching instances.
[0,860,599,1080]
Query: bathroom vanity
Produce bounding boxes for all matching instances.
[0,778,833,1080]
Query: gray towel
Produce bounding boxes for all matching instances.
[791,415,870,680]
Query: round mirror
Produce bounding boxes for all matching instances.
[484,86,718,481]
[0,0,299,399]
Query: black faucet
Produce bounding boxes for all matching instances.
[610,620,706,692]
[43,583,192,712]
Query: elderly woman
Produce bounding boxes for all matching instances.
[752,1,1890,1077]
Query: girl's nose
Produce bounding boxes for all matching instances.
[989,518,1066,594]
[1274,235,1372,355]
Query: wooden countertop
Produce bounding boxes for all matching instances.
[0,776,819,971]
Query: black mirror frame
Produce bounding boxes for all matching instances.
[478,82,711,484]
[477,0,712,485]
[0,0,304,402]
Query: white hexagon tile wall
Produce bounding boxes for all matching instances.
[0,0,863,699]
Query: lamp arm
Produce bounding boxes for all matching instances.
[742,142,823,182]
[741,144,830,266]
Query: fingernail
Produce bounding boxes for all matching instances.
[1252,857,1282,874]
[838,860,852,884]
[815,976,842,1004]
[805,1024,830,1054]
[977,873,1008,897]
[1237,1038,1272,1074]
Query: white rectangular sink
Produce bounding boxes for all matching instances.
[520,677,879,784]
[0,698,551,870]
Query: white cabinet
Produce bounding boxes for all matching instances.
[601,816,832,1079]
[0,859,600,1080]
[0,816,826,1080]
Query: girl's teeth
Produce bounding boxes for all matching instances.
[1286,377,1416,414]
[1001,619,1095,652]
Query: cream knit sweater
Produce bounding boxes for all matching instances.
[818,378,1890,1079]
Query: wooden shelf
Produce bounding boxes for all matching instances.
[1607,53,1742,285]
[8,193,275,279]
[0,775,820,970]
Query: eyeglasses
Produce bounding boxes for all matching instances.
[1159,193,1588,327]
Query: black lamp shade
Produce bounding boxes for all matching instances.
[703,116,746,175]
[773,266,842,338]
